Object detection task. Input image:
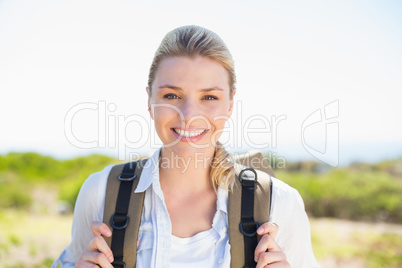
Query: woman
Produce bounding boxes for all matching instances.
[53,25,319,267]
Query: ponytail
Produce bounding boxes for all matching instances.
[210,141,235,192]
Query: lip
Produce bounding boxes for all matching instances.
[171,128,209,143]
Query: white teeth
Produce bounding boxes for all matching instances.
[174,128,206,137]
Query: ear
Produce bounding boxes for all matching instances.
[227,90,236,117]
[146,87,154,120]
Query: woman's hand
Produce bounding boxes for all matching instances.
[255,222,290,268]
[75,221,114,268]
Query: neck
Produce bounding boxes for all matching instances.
[159,146,216,193]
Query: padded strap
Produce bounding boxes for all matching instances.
[103,159,148,268]
[239,168,259,267]
[111,161,137,267]
[103,158,271,268]
[229,164,272,268]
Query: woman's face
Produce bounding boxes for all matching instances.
[147,56,235,158]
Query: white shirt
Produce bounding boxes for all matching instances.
[52,147,319,268]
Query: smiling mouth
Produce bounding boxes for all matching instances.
[172,128,208,138]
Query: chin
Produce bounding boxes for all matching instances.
[163,144,214,158]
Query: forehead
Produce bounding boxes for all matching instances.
[153,56,230,91]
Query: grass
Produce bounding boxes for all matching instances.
[0,209,401,268]
[310,218,402,268]
[0,210,72,268]
[357,232,402,267]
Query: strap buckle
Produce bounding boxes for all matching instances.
[239,168,257,183]
[118,174,137,181]
[110,214,130,230]
[111,260,126,268]
[239,221,259,237]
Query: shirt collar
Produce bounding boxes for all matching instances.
[212,185,229,236]
[134,147,162,193]
[216,186,228,214]
[134,146,229,216]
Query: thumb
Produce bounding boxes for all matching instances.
[90,221,112,237]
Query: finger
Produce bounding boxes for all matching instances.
[265,262,290,268]
[75,259,98,268]
[255,251,287,268]
[254,234,282,262]
[257,222,279,239]
[90,221,112,238]
[80,251,114,268]
[88,235,114,263]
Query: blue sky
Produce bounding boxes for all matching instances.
[0,0,401,166]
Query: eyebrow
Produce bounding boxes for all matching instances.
[158,84,224,92]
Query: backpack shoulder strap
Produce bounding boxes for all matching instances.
[228,163,272,268]
[103,158,148,268]
[233,151,275,177]
[103,153,272,268]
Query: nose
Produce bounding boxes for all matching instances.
[179,99,203,127]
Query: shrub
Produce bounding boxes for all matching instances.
[0,152,117,210]
[277,168,402,223]
[0,179,32,209]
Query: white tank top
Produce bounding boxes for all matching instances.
[169,228,221,267]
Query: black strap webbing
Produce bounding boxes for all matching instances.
[107,161,272,268]
[110,161,138,268]
[239,168,259,268]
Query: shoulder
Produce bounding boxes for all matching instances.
[80,164,115,194]
[271,176,305,212]
[75,164,115,214]
[57,164,116,264]
[269,176,308,236]
[269,176,320,267]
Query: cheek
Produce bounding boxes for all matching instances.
[212,117,228,131]
[152,106,181,133]
[206,105,231,122]
[208,104,232,136]
[153,106,180,120]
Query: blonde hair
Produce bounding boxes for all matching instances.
[148,25,236,191]
[211,141,235,191]
[148,25,236,97]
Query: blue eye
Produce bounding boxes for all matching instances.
[164,94,179,99]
